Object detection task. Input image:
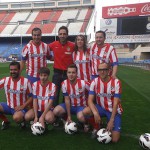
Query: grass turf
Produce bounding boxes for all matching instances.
[0,63,149,150]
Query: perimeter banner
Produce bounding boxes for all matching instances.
[102,2,150,18]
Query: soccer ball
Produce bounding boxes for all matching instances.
[65,121,77,135]
[139,133,150,149]
[97,128,112,144]
[31,122,45,136]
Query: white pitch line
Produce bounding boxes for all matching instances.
[122,133,139,139]
[121,78,150,102]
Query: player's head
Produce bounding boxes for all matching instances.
[9,61,20,79]
[58,26,68,44]
[38,67,50,84]
[95,30,106,46]
[32,27,42,44]
[97,62,110,81]
[67,64,78,83]
[74,34,87,54]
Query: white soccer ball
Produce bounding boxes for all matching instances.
[139,133,150,149]
[97,128,112,144]
[31,122,45,136]
[65,121,77,135]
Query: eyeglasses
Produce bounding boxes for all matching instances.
[97,68,109,72]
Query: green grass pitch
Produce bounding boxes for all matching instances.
[0,63,150,150]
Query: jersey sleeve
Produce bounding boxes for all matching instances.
[32,82,37,99]
[114,79,121,98]
[49,83,56,100]
[0,77,5,89]
[27,80,33,97]
[21,45,29,61]
[46,44,53,59]
[109,46,118,66]
[89,80,96,95]
[61,82,69,96]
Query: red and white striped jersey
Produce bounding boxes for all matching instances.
[89,77,123,114]
[21,42,51,77]
[72,50,91,82]
[90,43,118,75]
[0,76,32,109]
[32,81,56,112]
[62,78,90,107]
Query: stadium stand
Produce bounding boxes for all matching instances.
[0,0,94,61]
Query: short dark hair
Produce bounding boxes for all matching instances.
[39,67,50,76]
[67,64,77,72]
[9,61,20,70]
[58,26,68,35]
[96,30,106,38]
[32,27,42,35]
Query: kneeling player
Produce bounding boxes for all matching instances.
[25,67,56,128]
[83,62,123,142]
[53,64,90,131]
[0,61,32,130]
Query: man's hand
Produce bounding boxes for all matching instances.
[93,112,101,124]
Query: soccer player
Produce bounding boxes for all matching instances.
[20,27,52,84]
[90,30,118,80]
[0,61,32,130]
[53,64,90,131]
[83,62,123,142]
[49,26,74,107]
[72,35,91,82]
[25,67,56,128]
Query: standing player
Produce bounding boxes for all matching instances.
[53,64,90,131]
[72,35,91,82]
[90,30,118,80]
[83,62,123,142]
[25,67,56,128]
[20,27,52,84]
[49,26,74,107]
[0,61,32,130]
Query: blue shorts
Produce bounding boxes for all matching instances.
[37,108,54,117]
[27,75,40,84]
[59,103,85,114]
[96,104,122,132]
[0,102,27,115]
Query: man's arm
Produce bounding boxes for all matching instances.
[14,96,32,111]
[65,96,72,123]
[39,99,53,127]
[33,98,38,123]
[112,65,118,79]
[107,97,119,131]
[20,60,26,74]
[88,94,101,124]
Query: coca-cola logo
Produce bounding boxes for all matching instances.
[141,4,150,13]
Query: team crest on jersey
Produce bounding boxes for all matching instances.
[20,85,24,89]
[104,51,107,57]
[94,49,98,53]
[67,47,70,51]
[77,88,83,92]
[111,86,115,92]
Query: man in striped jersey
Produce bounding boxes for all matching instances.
[90,30,118,80]
[83,62,123,142]
[20,27,52,84]
[53,64,90,131]
[0,61,32,130]
[25,67,56,128]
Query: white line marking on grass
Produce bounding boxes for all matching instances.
[122,133,139,139]
[121,79,150,102]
